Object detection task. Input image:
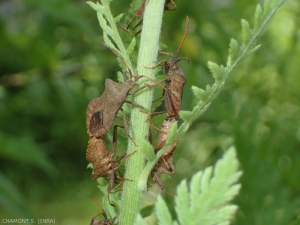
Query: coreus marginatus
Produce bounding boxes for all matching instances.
[151,117,178,190]
[90,197,117,225]
[86,78,136,138]
[86,51,168,140]
[86,135,134,205]
[158,16,190,119]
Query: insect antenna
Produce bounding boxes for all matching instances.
[173,16,190,59]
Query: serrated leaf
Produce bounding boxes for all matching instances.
[89,0,134,72]
[254,4,263,32]
[208,62,223,82]
[134,214,144,225]
[103,33,116,50]
[190,171,202,208]
[175,180,190,225]
[191,86,208,101]
[87,1,104,13]
[140,139,155,161]
[228,38,239,66]
[168,147,242,225]
[241,19,251,46]
[127,37,137,55]
[199,205,238,224]
[156,195,173,225]
[179,110,193,122]
[263,0,272,16]
[114,13,124,23]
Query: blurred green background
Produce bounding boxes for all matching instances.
[0,0,299,224]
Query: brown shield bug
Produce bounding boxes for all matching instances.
[148,17,190,191]
[146,16,190,132]
[151,117,177,190]
[86,50,169,141]
[86,77,136,139]
[86,135,135,206]
[157,16,190,119]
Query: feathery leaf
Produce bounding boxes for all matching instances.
[155,147,241,225]
[241,19,251,46]
[191,86,208,101]
[254,4,263,32]
[134,214,144,225]
[156,195,173,225]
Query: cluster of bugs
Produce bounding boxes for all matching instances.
[149,16,190,191]
[85,1,189,222]
[85,63,143,206]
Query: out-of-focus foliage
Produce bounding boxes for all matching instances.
[153,147,241,225]
[0,0,299,224]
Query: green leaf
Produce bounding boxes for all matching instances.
[103,33,116,50]
[179,111,193,123]
[208,62,224,82]
[166,120,178,144]
[87,1,103,12]
[178,0,286,137]
[192,147,241,224]
[191,86,208,101]
[156,195,173,225]
[174,180,190,224]
[87,163,93,169]
[227,38,239,67]
[241,19,251,46]
[254,4,263,32]
[88,0,134,72]
[134,214,145,225]
[127,37,137,55]
[154,147,241,225]
[263,0,272,16]
[140,204,155,218]
[114,14,124,23]
[205,84,212,93]
[140,139,155,161]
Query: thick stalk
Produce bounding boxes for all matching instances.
[119,0,165,224]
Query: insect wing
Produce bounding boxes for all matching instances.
[89,110,104,136]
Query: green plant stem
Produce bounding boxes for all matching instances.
[119,0,165,224]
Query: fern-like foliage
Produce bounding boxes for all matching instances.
[87,0,136,73]
[179,0,286,128]
[140,0,287,181]
[135,147,242,225]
